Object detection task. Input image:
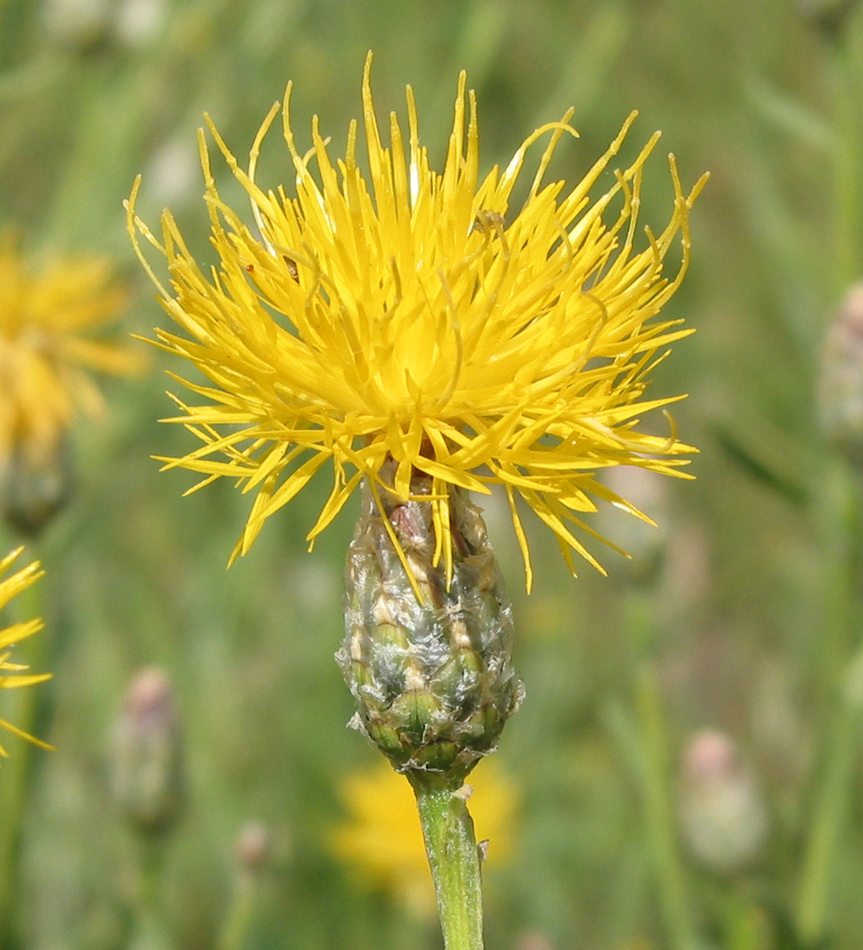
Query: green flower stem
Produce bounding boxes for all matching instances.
[795,10,863,937]
[633,663,700,950]
[722,891,768,950]
[410,772,484,950]
[217,871,261,950]
[128,834,174,950]
[622,591,700,950]
[795,462,863,944]
[830,26,863,293]
[795,701,859,944]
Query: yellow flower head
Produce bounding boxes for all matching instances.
[0,235,140,466]
[128,55,707,588]
[331,757,517,917]
[0,547,52,757]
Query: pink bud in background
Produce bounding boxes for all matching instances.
[235,821,272,873]
[678,729,767,875]
[819,283,863,466]
[110,667,184,833]
[514,930,555,950]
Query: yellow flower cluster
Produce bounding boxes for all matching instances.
[0,236,139,466]
[129,55,706,587]
[0,548,51,757]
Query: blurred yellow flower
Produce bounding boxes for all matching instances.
[331,758,518,917]
[0,547,52,757]
[0,235,140,467]
[129,55,706,586]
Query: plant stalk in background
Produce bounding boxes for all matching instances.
[800,7,863,938]
[110,668,185,950]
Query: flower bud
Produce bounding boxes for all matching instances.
[111,668,184,833]
[2,441,73,536]
[338,467,524,781]
[514,930,555,950]
[42,0,113,47]
[819,283,863,466]
[114,0,167,47]
[797,0,858,34]
[678,730,767,875]
[600,465,669,582]
[145,140,202,210]
[235,821,271,873]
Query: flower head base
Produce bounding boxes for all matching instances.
[0,236,140,469]
[129,55,706,588]
[0,547,52,757]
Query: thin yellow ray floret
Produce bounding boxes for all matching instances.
[127,53,707,586]
[0,548,53,756]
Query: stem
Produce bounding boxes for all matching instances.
[217,872,259,950]
[128,833,174,950]
[621,592,700,950]
[794,9,863,937]
[795,462,863,943]
[796,702,859,944]
[410,773,484,950]
[634,664,700,950]
[830,28,863,293]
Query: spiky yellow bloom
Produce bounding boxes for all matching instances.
[0,235,140,467]
[331,757,517,916]
[128,56,707,587]
[0,548,52,756]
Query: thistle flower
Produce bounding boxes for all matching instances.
[0,236,141,531]
[331,757,518,917]
[129,59,706,948]
[128,55,706,589]
[0,236,138,466]
[0,547,52,756]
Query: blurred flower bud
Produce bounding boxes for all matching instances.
[664,521,711,619]
[750,660,810,797]
[145,139,200,210]
[819,283,863,466]
[218,822,274,950]
[1,441,73,536]
[235,821,271,874]
[600,465,669,582]
[115,0,167,47]
[798,0,859,35]
[42,0,113,48]
[111,668,184,833]
[514,930,555,950]
[678,730,767,875]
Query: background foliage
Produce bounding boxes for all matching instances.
[1,0,863,947]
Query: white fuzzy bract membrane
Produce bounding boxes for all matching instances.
[128,54,708,590]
